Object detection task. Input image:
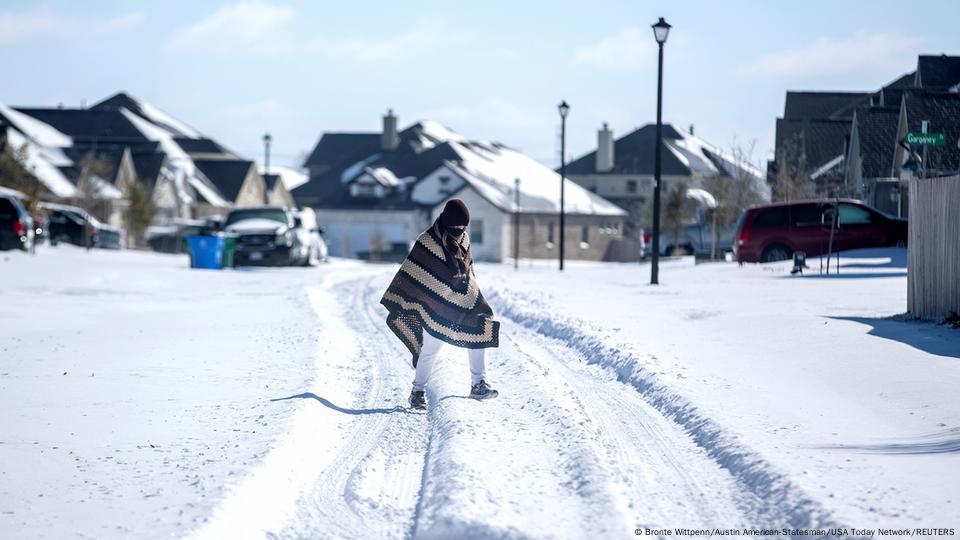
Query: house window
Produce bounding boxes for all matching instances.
[580,225,589,246]
[352,183,377,197]
[470,219,484,245]
[547,222,555,247]
[438,175,451,197]
[626,179,638,194]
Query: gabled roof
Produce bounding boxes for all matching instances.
[877,71,917,108]
[916,55,960,90]
[783,91,872,121]
[173,137,232,156]
[131,152,166,188]
[564,123,763,181]
[852,107,899,178]
[302,133,381,169]
[565,124,691,176]
[193,159,256,203]
[13,107,147,142]
[92,92,201,138]
[295,120,626,215]
[263,173,281,192]
[775,118,851,172]
[901,92,960,173]
[295,130,463,207]
[60,146,126,183]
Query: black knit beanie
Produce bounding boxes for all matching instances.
[439,199,470,228]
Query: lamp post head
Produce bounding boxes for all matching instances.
[558,100,570,119]
[263,133,272,145]
[652,17,671,45]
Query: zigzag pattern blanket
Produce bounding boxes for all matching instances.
[380,226,500,367]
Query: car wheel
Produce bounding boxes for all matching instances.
[760,244,791,262]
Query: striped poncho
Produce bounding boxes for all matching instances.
[380,225,500,367]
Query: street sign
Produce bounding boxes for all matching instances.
[905,132,946,146]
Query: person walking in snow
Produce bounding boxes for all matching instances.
[380,199,500,410]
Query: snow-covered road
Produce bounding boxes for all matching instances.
[3,247,957,539]
[193,270,817,539]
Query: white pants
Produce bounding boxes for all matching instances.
[412,332,486,391]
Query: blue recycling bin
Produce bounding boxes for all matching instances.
[186,235,225,269]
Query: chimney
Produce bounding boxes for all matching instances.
[596,122,614,173]
[689,124,695,135]
[382,109,399,151]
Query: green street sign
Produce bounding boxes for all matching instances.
[905,132,946,146]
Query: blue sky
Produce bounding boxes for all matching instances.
[2,1,958,170]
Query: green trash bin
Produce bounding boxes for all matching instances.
[221,234,237,269]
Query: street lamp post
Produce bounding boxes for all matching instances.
[263,133,272,177]
[558,100,570,271]
[514,178,521,270]
[650,17,671,285]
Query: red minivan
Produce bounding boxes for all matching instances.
[732,199,908,263]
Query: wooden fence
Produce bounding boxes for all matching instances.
[908,174,960,319]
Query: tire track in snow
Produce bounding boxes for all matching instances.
[408,310,758,538]
[275,274,428,540]
[189,270,426,540]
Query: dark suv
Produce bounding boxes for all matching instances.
[0,189,34,251]
[733,199,908,263]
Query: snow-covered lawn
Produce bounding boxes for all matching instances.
[1,246,957,539]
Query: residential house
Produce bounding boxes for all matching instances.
[259,165,307,209]
[844,107,901,214]
[564,122,766,236]
[0,92,277,243]
[768,91,870,197]
[295,111,626,261]
[773,53,960,212]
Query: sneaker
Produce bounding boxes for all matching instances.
[409,390,426,410]
[469,380,499,400]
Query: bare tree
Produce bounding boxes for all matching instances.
[662,179,690,255]
[703,140,765,258]
[126,179,155,247]
[74,152,113,221]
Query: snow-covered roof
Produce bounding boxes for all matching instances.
[4,128,79,198]
[88,176,123,199]
[340,154,381,183]
[120,108,191,162]
[445,140,626,216]
[810,154,845,180]
[666,132,765,180]
[0,103,73,147]
[94,92,201,139]
[685,188,717,209]
[257,165,309,191]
